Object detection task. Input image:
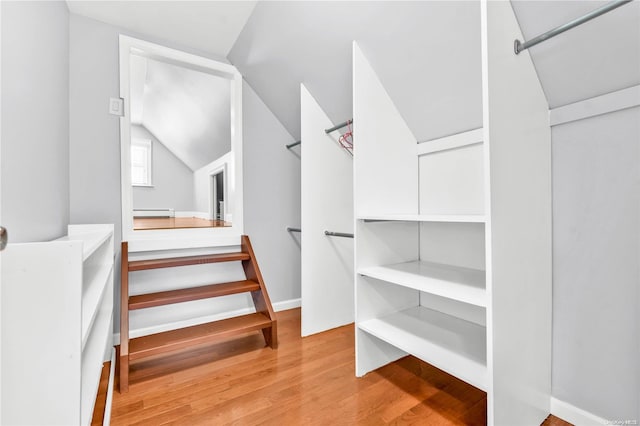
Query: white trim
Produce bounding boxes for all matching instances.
[273,298,302,312]
[112,298,301,344]
[127,234,241,252]
[0,3,4,419]
[194,153,231,222]
[550,85,640,127]
[133,208,174,218]
[417,128,484,156]
[102,348,116,426]
[550,397,608,426]
[119,35,244,251]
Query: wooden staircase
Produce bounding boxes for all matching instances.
[119,235,277,392]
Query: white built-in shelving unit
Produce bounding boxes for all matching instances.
[353,2,552,424]
[1,224,115,426]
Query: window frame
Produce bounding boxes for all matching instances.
[130,138,153,187]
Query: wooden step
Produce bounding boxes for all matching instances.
[128,252,250,271]
[129,280,261,310]
[128,313,274,361]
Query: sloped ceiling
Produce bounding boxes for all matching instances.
[66,0,257,57]
[67,1,640,142]
[229,0,640,141]
[511,0,640,108]
[130,55,231,171]
[229,1,483,142]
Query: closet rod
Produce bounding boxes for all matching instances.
[324,230,354,238]
[325,119,353,134]
[514,0,632,54]
[286,140,301,149]
[287,227,302,233]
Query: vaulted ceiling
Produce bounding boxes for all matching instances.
[129,55,231,171]
[67,0,640,143]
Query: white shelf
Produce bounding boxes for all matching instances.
[3,224,114,425]
[358,260,486,307]
[57,231,112,261]
[82,265,114,349]
[358,306,487,391]
[357,214,486,223]
[81,308,112,426]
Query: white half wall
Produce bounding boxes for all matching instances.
[300,84,354,336]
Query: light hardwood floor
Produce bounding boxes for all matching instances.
[133,217,231,230]
[100,308,570,425]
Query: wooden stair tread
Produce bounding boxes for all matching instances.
[128,280,261,310]
[129,313,273,361]
[128,252,250,271]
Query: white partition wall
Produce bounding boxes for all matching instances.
[353,41,421,375]
[482,1,552,424]
[300,84,354,336]
[352,45,418,217]
[353,0,552,421]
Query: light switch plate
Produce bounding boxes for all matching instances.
[109,97,124,116]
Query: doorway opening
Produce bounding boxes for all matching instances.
[211,170,225,222]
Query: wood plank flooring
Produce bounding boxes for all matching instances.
[133,217,231,230]
[106,308,570,425]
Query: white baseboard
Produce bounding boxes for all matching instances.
[133,208,174,218]
[551,397,608,426]
[273,298,301,311]
[113,297,301,345]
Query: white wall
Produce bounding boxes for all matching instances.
[243,81,301,304]
[69,14,301,333]
[552,106,639,421]
[69,14,230,239]
[131,125,195,211]
[69,13,230,331]
[1,1,69,243]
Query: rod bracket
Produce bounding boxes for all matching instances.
[514,39,523,55]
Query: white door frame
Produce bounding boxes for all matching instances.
[119,35,243,251]
[208,165,227,221]
[1,2,4,420]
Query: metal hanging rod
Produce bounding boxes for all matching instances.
[514,0,632,54]
[287,227,302,233]
[325,119,353,134]
[286,140,301,149]
[324,230,354,238]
